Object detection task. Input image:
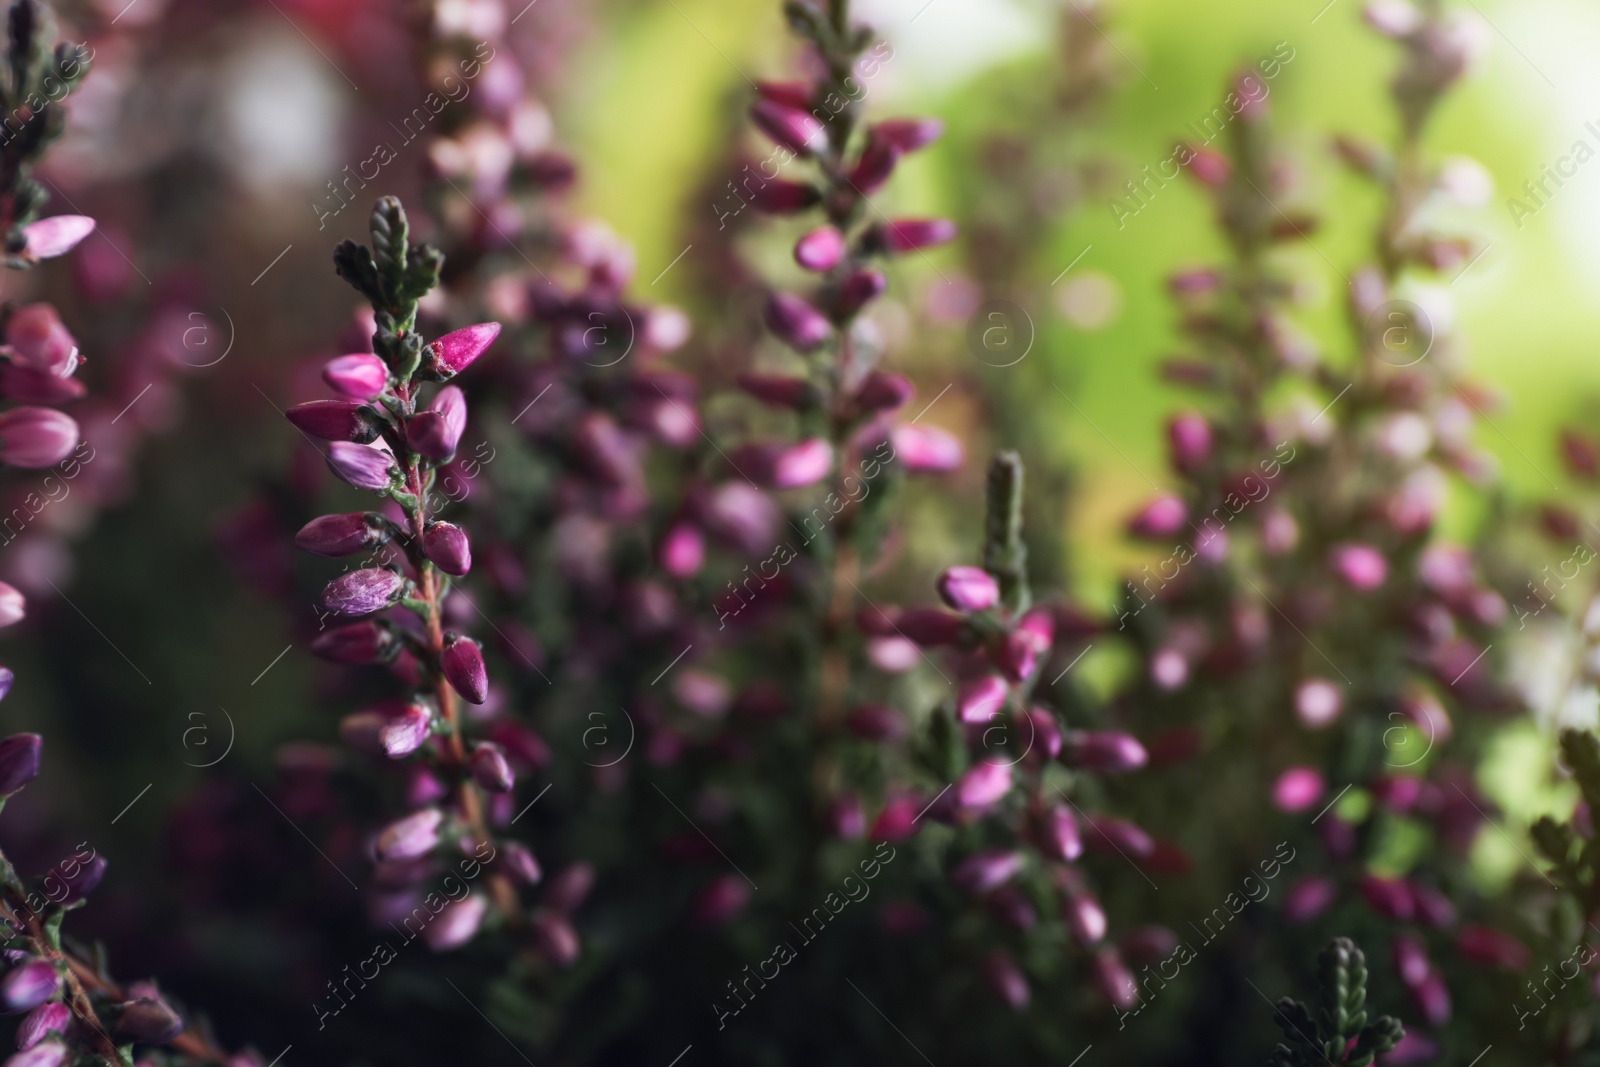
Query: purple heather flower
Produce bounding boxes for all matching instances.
[1284,875,1337,923]
[1062,731,1147,773]
[421,323,501,380]
[951,849,1023,894]
[441,634,489,704]
[1360,875,1416,921]
[737,373,811,410]
[502,841,542,885]
[794,226,846,273]
[0,408,76,468]
[749,99,826,156]
[1128,495,1187,538]
[424,894,488,952]
[656,522,705,578]
[5,306,79,379]
[0,963,57,1014]
[114,997,183,1043]
[0,584,23,627]
[1412,971,1451,1028]
[982,951,1029,1012]
[0,668,15,703]
[1041,806,1083,861]
[957,760,1011,809]
[896,607,966,647]
[872,117,943,153]
[770,438,832,489]
[311,621,396,664]
[938,566,999,613]
[59,856,106,904]
[848,136,898,193]
[699,482,781,556]
[321,567,406,617]
[1272,766,1324,813]
[1092,948,1139,1011]
[531,912,580,967]
[1167,413,1213,472]
[295,513,388,557]
[468,741,514,793]
[891,425,962,472]
[1063,892,1107,947]
[15,1002,68,1050]
[326,440,396,491]
[423,522,472,576]
[764,293,831,353]
[748,178,822,213]
[5,1040,66,1067]
[870,795,918,840]
[1331,541,1388,591]
[407,385,467,460]
[855,372,913,412]
[375,808,443,861]
[19,216,95,260]
[693,874,750,927]
[379,703,432,759]
[956,675,1007,724]
[838,269,887,317]
[285,400,382,443]
[1026,707,1062,759]
[1294,677,1343,728]
[877,218,957,254]
[545,863,596,914]
[0,734,40,795]
[0,366,84,404]
[322,353,388,399]
[1086,815,1155,858]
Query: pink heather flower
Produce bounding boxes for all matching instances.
[1456,925,1531,970]
[19,215,95,260]
[1025,707,1062,759]
[1330,542,1388,591]
[322,353,388,399]
[1064,892,1108,947]
[326,440,396,491]
[1128,495,1187,538]
[838,269,887,317]
[748,178,822,213]
[1394,934,1430,988]
[700,482,781,556]
[0,366,84,404]
[750,99,827,155]
[286,400,381,443]
[296,512,386,557]
[378,703,432,758]
[15,1002,68,1050]
[848,133,898,194]
[891,425,963,472]
[375,808,443,861]
[5,305,79,378]
[114,997,183,1043]
[878,218,957,254]
[831,793,866,839]
[545,863,596,913]
[938,566,999,612]
[441,634,489,704]
[657,521,705,578]
[408,385,467,460]
[0,669,12,703]
[896,607,966,646]
[872,117,943,153]
[0,962,57,1014]
[7,1040,67,1067]
[1092,948,1139,1011]
[957,674,1007,723]
[1411,883,1456,928]
[1271,766,1325,813]
[737,373,811,409]
[1262,509,1299,554]
[421,322,501,379]
[957,760,1011,809]
[856,372,914,412]
[794,226,846,272]
[0,734,40,795]
[1400,689,1452,744]
[468,742,515,793]
[771,438,832,489]
[0,584,23,628]
[1283,876,1337,923]
[1086,815,1155,858]
[1042,806,1083,861]
[867,635,920,672]
[532,913,581,967]
[1411,971,1451,1028]
[764,293,831,352]
[1359,875,1416,921]
[321,568,406,617]
[1294,678,1343,729]
[0,408,76,468]
[1184,146,1230,186]
[694,874,751,927]
[424,894,488,951]
[1167,413,1212,472]
[870,795,919,840]
[503,842,542,884]
[423,522,472,576]
[982,951,1030,1012]
[952,849,1024,894]
[1149,647,1189,691]
[311,621,395,664]
[1062,731,1148,773]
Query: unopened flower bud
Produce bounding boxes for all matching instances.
[770,438,832,489]
[846,704,906,741]
[286,400,383,443]
[1364,0,1422,36]
[737,374,812,409]
[1284,875,1337,923]
[1456,924,1530,970]
[5,306,79,378]
[1092,948,1139,1010]
[872,117,943,153]
[0,735,40,795]
[326,441,396,491]
[312,621,397,664]
[1128,495,1187,538]
[875,219,957,254]
[423,522,472,576]
[1360,875,1415,921]
[5,1040,66,1067]
[1062,731,1147,773]
[764,293,831,352]
[657,521,705,578]
[379,703,432,758]
[848,135,898,193]
[1183,147,1230,186]
[0,408,76,468]
[322,354,387,400]
[502,841,542,884]
[532,912,580,967]
[15,1002,67,1050]
[322,568,406,617]
[545,863,595,913]
[375,808,443,861]
[1041,806,1083,861]
[424,894,488,951]
[855,372,913,412]
[0,586,22,629]
[1167,413,1212,473]
[938,566,998,613]
[951,849,1023,894]
[408,385,468,460]
[421,323,501,380]
[1064,892,1107,947]
[957,760,1011,808]
[982,950,1029,1011]
[794,226,845,272]
[748,178,821,213]
[468,742,515,793]
[441,634,489,704]
[1331,542,1388,591]
[1294,677,1343,728]
[750,100,826,156]
[114,997,182,1043]
[870,795,919,840]
[19,216,95,260]
[837,269,888,317]
[0,963,56,1014]
[1271,766,1324,813]
[891,425,962,471]
[1085,815,1155,858]
[693,874,751,927]
[295,513,389,558]
[957,675,1007,723]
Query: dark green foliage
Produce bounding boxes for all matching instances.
[983,450,1029,614]
[1268,938,1404,1067]
[333,196,445,380]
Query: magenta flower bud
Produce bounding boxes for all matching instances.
[1295,678,1343,728]
[1041,805,1083,861]
[408,385,468,460]
[1092,948,1139,1011]
[545,863,596,914]
[295,513,389,558]
[957,675,1007,723]
[58,856,105,905]
[1412,883,1456,928]
[870,795,919,840]
[897,607,966,646]
[114,997,183,1043]
[873,117,943,152]
[442,634,489,704]
[15,1002,68,1049]
[286,400,382,443]
[831,793,866,839]
[375,808,443,861]
[737,373,812,410]
[982,950,1030,1011]
[1371,775,1423,814]
[693,874,751,927]
[938,566,999,613]
[421,323,501,380]
[0,408,75,468]
[699,482,781,556]
[1283,875,1337,923]
[749,99,826,156]
[1062,731,1148,773]
[322,354,387,400]
[379,703,432,758]
[0,734,40,795]
[891,425,962,472]
[855,372,913,412]
[770,438,832,489]
[423,522,472,576]
[951,849,1023,894]
[532,912,580,967]
[5,306,79,378]
[764,293,831,353]
[1394,934,1430,989]
[1411,971,1451,1028]
[326,441,396,491]
[321,567,406,617]
[1086,815,1155,858]
[468,742,515,793]
[1271,766,1324,813]
[794,226,846,273]
[848,136,898,194]
[0,585,23,627]
[311,621,396,664]
[748,178,822,214]
[0,963,56,1014]
[1359,875,1415,921]
[0,669,13,703]
[1064,892,1107,947]
[404,765,447,807]
[5,1041,66,1067]
[876,218,957,254]
[502,841,542,884]
[19,216,95,260]
[0,366,84,405]
[847,704,906,742]
[657,522,705,579]
[838,269,888,317]
[957,759,1011,808]
[424,894,488,951]
[1025,707,1063,760]
[1184,146,1231,186]
[993,630,1041,683]
[1330,542,1388,591]
[1167,413,1212,473]
[1128,495,1187,538]
[754,80,812,108]
[1456,924,1531,970]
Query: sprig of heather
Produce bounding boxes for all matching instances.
[1267,937,1404,1067]
[291,196,527,947]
